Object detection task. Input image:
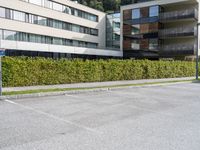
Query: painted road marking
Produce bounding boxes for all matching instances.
[4,99,102,134]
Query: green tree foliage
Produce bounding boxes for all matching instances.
[2,57,197,87]
[72,0,129,12]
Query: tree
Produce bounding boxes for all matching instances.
[72,0,132,12]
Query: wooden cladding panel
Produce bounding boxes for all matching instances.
[140,7,149,18]
[123,24,132,35]
[123,39,131,50]
[140,39,149,49]
[123,9,131,20]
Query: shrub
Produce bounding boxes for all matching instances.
[2,57,197,87]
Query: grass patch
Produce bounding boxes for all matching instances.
[3,80,194,96]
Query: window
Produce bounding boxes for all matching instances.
[149,6,159,17]
[113,33,120,41]
[53,37,62,45]
[44,0,53,9]
[13,11,25,22]
[79,26,85,33]
[132,8,140,19]
[0,7,5,18]
[16,32,29,41]
[132,24,140,35]
[72,25,80,32]
[0,29,2,39]
[74,9,78,17]
[5,9,12,19]
[4,30,16,41]
[79,41,85,47]
[72,40,79,46]
[45,36,52,44]
[53,2,63,12]
[53,20,62,29]
[63,23,71,30]
[84,28,90,34]
[113,13,120,18]
[29,15,39,24]
[131,40,140,50]
[88,43,97,48]
[113,22,120,29]
[64,6,71,14]
[37,16,47,26]
[29,0,42,6]
[47,19,53,27]
[90,29,98,36]
[149,39,158,50]
[25,13,29,22]
[65,39,73,46]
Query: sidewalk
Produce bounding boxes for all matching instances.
[3,77,194,92]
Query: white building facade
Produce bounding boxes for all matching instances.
[0,0,122,58]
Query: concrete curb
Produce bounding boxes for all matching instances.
[3,77,195,92]
[0,80,195,100]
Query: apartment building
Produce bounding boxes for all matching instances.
[0,0,122,59]
[121,0,199,60]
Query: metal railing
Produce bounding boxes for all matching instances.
[160,44,196,55]
[159,8,198,21]
[159,26,197,37]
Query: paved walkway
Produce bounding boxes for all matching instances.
[3,77,194,92]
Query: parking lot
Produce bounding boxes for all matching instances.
[1,82,200,150]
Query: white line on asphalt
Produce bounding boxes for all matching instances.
[4,99,102,135]
[65,94,80,98]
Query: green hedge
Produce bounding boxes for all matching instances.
[2,57,197,87]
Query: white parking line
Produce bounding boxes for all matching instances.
[4,99,102,135]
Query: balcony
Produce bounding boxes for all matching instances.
[159,26,197,38]
[159,8,198,22]
[160,44,196,56]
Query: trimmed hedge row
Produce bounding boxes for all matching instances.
[2,57,197,87]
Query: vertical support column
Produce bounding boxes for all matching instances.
[196,23,199,80]
[0,56,2,96]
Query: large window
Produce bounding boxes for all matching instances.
[149,39,158,50]
[37,16,47,26]
[4,30,16,41]
[44,0,53,9]
[0,7,5,18]
[53,2,63,12]
[29,0,42,6]
[16,32,29,41]
[132,8,140,19]
[149,6,159,17]
[53,20,62,29]
[72,25,80,32]
[131,40,140,50]
[132,24,140,35]
[53,37,63,45]
[90,29,98,36]
[13,11,26,22]
[0,29,2,39]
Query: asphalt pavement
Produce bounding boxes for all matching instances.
[0,82,200,150]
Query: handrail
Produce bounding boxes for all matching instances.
[159,8,197,20]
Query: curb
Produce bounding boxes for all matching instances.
[0,80,194,100]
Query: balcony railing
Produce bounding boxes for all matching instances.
[159,8,198,22]
[159,26,197,38]
[160,44,196,55]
